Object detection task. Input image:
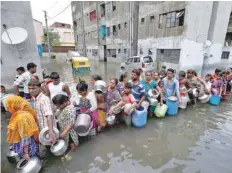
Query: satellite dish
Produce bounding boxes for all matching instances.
[1,27,28,44]
[205,40,212,47]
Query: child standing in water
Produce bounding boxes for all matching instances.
[76,81,100,135]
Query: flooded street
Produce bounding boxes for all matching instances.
[1,57,232,173]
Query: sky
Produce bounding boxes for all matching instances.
[30,0,72,26]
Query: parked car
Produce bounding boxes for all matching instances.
[66,51,80,61]
[120,55,154,72]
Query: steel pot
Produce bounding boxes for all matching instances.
[148,98,158,106]
[193,88,198,97]
[78,121,93,136]
[198,94,210,103]
[39,127,59,146]
[50,139,68,156]
[74,113,92,134]
[16,157,42,173]
[6,146,20,164]
[147,89,159,99]
[94,80,106,93]
[123,103,135,115]
[106,114,116,126]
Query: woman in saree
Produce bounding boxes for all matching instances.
[6,96,39,160]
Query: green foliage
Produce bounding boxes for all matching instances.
[42,29,61,46]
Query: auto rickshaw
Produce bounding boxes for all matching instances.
[71,57,91,74]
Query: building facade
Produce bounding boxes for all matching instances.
[71,1,232,76]
[1,1,41,89]
[50,22,75,47]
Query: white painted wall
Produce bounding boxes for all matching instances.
[33,19,43,44]
[51,27,75,46]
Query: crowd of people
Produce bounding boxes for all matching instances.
[1,62,232,161]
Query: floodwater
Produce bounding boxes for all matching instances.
[1,57,232,173]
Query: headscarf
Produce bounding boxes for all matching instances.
[6,96,39,143]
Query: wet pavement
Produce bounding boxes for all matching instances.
[1,57,232,173]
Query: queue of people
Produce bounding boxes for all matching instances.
[1,62,232,164]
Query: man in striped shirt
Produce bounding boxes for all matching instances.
[129,69,149,110]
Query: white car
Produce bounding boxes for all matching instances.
[120,55,155,72]
[66,51,81,61]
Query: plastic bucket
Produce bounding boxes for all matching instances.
[209,95,221,106]
[132,106,147,128]
[154,104,167,118]
[166,100,178,115]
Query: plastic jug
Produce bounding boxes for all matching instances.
[132,106,147,128]
[154,104,168,118]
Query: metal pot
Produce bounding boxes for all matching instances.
[74,113,92,134]
[123,103,135,115]
[147,89,159,99]
[6,146,20,164]
[39,127,59,146]
[78,121,93,136]
[198,94,210,103]
[50,139,68,156]
[106,114,116,126]
[193,88,198,97]
[148,98,158,106]
[94,80,106,93]
[113,107,122,114]
[16,157,42,173]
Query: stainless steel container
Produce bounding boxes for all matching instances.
[147,89,159,99]
[94,80,106,93]
[106,114,116,126]
[50,139,68,156]
[39,127,59,146]
[148,98,158,106]
[16,157,42,173]
[74,113,92,134]
[6,146,20,164]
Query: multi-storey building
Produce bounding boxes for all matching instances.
[71,1,232,75]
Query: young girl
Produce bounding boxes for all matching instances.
[117,73,128,95]
[204,74,212,95]
[52,94,79,151]
[76,81,100,135]
[109,83,137,126]
[211,73,223,96]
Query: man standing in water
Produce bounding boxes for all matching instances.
[28,80,56,144]
[129,69,149,110]
[46,72,71,100]
[162,68,180,103]
[15,63,37,99]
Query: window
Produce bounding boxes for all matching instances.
[148,48,152,55]
[73,21,77,27]
[118,24,121,30]
[134,57,140,63]
[221,51,230,59]
[143,56,153,63]
[100,3,106,17]
[157,49,181,64]
[118,49,121,54]
[127,58,133,63]
[90,10,97,21]
[140,48,143,54]
[106,27,110,36]
[112,1,116,11]
[160,49,164,54]
[141,18,145,25]
[159,9,185,29]
[113,25,117,36]
[150,16,155,22]
[124,22,127,28]
[124,49,127,53]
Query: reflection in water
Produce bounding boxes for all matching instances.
[1,57,232,173]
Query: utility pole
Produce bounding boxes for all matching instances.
[96,1,100,61]
[80,1,87,57]
[131,2,139,56]
[43,10,51,59]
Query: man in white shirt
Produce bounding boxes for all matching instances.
[15,62,37,99]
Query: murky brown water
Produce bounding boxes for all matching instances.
[1,57,232,173]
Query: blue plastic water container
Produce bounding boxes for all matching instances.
[209,95,221,106]
[166,99,178,116]
[132,106,147,128]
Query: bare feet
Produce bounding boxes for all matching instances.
[70,143,78,151]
